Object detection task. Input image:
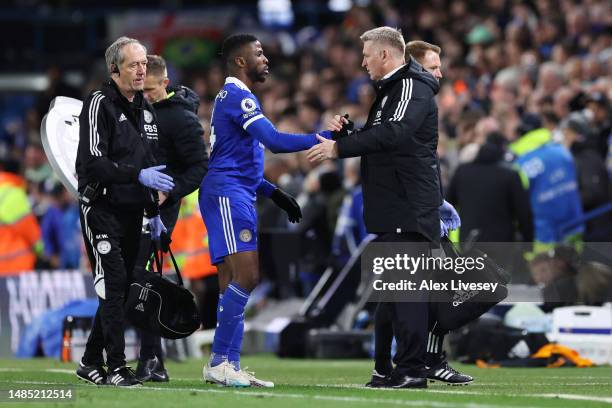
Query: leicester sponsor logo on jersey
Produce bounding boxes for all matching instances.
[241,98,257,113]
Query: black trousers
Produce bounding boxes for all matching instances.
[374,298,448,373]
[372,232,430,377]
[133,202,180,361]
[79,202,143,370]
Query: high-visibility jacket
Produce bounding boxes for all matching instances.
[0,172,41,275]
[510,128,584,243]
[170,190,216,279]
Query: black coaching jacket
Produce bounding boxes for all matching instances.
[153,85,208,207]
[336,58,442,242]
[76,80,159,215]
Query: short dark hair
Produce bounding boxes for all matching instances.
[146,54,167,77]
[222,34,258,66]
[406,40,441,63]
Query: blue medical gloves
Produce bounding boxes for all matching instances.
[440,219,449,237]
[138,165,174,192]
[149,215,167,240]
[439,200,461,231]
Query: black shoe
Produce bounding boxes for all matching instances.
[136,356,169,382]
[384,372,427,389]
[426,361,473,385]
[105,366,142,387]
[76,360,107,385]
[365,370,389,388]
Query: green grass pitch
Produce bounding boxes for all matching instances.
[1,355,611,407]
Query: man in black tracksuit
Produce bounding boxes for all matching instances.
[75,37,175,387]
[308,27,446,388]
[133,54,209,382]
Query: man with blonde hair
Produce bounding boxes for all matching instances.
[406,40,442,81]
[308,27,460,388]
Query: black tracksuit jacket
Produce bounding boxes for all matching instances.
[76,80,159,215]
[336,58,442,242]
[153,85,208,217]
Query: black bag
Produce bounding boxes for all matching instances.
[430,238,510,333]
[125,241,201,339]
[449,315,549,364]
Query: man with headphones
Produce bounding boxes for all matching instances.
[75,36,174,387]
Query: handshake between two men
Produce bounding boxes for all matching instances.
[306,114,460,238]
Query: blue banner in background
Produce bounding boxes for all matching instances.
[0,270,95,358]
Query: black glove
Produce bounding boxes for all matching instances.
[332,113,354,140]
[271,188,302,223]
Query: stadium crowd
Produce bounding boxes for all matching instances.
[0,0,611,299]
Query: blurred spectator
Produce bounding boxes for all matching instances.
[509,114,584,253]
[39,181,81,269]
[32,66,81,127]
[584,92,612,160]
[0,157,41,274]
[331,157,369,267]
[447,132,532,243]
[293,167,343,295]
[530,245,612,311]
[559,112,612,241]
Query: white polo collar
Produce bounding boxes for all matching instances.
[225,76,251,92]
[382,64,406,80]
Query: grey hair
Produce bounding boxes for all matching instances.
[104,36,146,74]
[360,27,405,56]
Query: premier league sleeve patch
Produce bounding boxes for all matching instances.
[240,98,257,113]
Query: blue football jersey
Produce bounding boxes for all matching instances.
[202,77,267,202]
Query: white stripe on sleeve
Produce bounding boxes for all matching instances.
[390,78,412,122]
[243,114,265,130]
[88,92,105,156]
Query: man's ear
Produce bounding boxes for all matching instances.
[234,56,246,68]
[380,48,388,61]
[162,77,170,88]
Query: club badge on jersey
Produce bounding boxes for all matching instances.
[143,109,158,141]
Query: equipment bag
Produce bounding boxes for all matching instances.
[125,240,201,339]
[429,238,510,333]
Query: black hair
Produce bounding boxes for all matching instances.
[221,34,259,67]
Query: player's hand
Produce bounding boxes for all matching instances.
[439,200,461,230]
[307,135,337,163]
[440,219,449,237]
[139,165,175,192]
[271,188,302,223]
[149,215,167,240]
[327,114,348,132]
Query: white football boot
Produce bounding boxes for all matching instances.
[203,360,250,387]
[238,367,274,388]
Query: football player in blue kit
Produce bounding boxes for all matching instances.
[199,34,331,387]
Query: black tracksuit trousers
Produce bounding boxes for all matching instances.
[372,232,430,377]
[79,201,143,370]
